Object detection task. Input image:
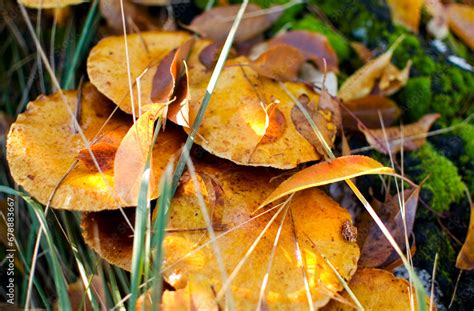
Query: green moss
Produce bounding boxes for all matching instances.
[398,77,432,121]
[412,144,465,212]
[291,15,351,61]
[456,123,474,194]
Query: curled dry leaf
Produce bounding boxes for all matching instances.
[456,203,474,270]
[447,3,474,50]
[360,113,440,155]
[151,38,195,126]
[161,162,359,308]
[338,37,403,102]
[6,84,133,211]
[186,53,338,169]
[260,105,286,144]
[300,63,339,96]
[291,93,337,157]
[386,0,424,33]
[189,3,280,43]
[269,31,339,72]
[249,44,306,82]
[351,42,373,63]
[322,268,430,310]
[342,95,401,129]
[358,187,420,268]
[376,61,412,96]
[19,0,85,8]
[114,114,185,207]
[258,156,394,210]
[99,0,160,34]
[87,31,192,115]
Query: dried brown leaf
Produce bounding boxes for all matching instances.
[360,113,440,154]
[250,44,306,81]
[358,187,420,268]
[189,3,280,43]
[338,37,403,102]
[269,30,339,72]
[342,95,401,129]
[456,203,474,270]
[99,0,160,34]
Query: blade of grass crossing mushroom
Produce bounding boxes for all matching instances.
[129,117,163,309]
[278,82,428,311]
[119,0,138,123]
[62,0,99,89]
[0,186,72,310]
[170,0,250,196]
[150,162,173,310]
[185,157,235,309]
[215,196,291,302]
[303,232,364,311]
[256,203,290,311]
[288,206,315,310]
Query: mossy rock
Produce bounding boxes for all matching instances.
[406,144,465,213]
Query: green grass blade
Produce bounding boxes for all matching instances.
[0,186,72,311]
[170,0,250,196]
[62,0,99,90]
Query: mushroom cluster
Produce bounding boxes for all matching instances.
[7,21,429,311]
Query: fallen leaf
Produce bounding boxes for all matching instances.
[131,0,169,5]
[387,0,423,33]
[358,187,420,268]
[291,92,338,157]
[360,113,440,154]
[338,37,404,102]
[99,0,160,34]
[189,3,280,43]
[87,31,192,114]
[186,54,337,169]
[342,95,401,129]
[6,84,132,211]
[456,203,474,270]
[269,31,339,72]
[199,41,223,71]
[114,110,185,206]
[249,44,306,82]
[376,61,412,96]
[447,3,474,50]
[150,39,195,126]
[258,156,394,210]
[19,0,84,8]
[322,268,430,310]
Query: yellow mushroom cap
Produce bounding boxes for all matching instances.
[186,53,337,169]
[322,268,431,310]
[87,31,192,115]
[19,0,85,8]
[7,83,184,211]
[82,160,359,308]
